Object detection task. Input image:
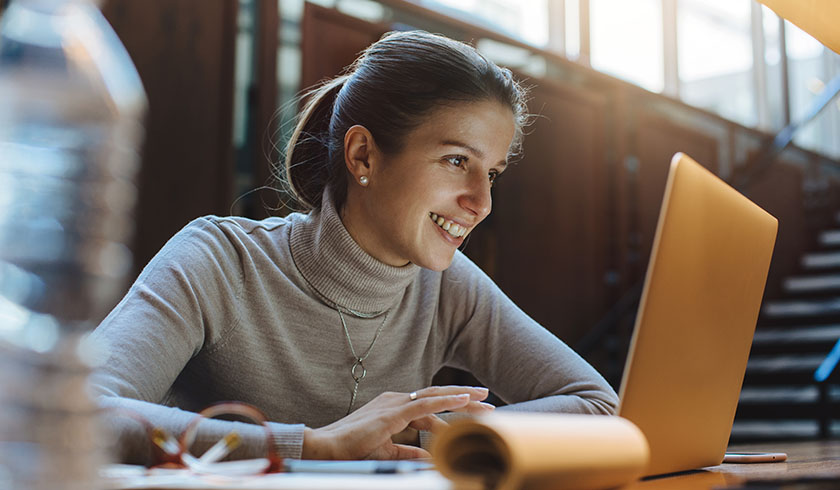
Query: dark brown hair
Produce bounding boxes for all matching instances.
[284,30,529,211]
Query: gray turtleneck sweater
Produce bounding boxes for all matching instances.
[90,192,618,464]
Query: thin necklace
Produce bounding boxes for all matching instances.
[338,308,389,415]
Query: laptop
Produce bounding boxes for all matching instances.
[617,152,778,476]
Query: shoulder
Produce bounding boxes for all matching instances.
[174,212,306,256]
[414,250,487,287]
[142,213,302,281]
[204,214,292,235]
[421,250,506,315]
[439,250,494,289]
[200,214,292,242]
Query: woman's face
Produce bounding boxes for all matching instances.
[342,99,516,271]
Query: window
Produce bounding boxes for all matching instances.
[786,22,840,159]
[677,0,755,127]
[252,0,839,163]
[590,0,663,92]
[425,0,548,47]
[761,5,786,130]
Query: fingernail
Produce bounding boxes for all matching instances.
[480,402,495,410]
[476,387,489,393]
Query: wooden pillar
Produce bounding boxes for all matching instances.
[251,0,281,218]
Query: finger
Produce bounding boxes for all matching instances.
[414,386,489,401]
[414,385,488,400]
[408,414,448,433]
[368,442,431,460]
[447,401,495,414]
[389,444,431,460]
[402,393,470,421]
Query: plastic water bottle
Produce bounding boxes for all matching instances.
[0,0,146,488]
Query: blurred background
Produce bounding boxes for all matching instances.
[2,0,837,443]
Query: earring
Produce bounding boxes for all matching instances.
[359,176,369,186]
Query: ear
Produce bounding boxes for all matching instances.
[343,125,379,186]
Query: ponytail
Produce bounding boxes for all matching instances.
[284,75,348,211]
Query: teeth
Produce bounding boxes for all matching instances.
[429,213,466,238]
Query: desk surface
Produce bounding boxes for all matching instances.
[104,440,840,490]
[626,440,840,489]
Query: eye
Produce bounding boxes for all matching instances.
[445,155,467,167]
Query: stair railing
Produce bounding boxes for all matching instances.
[815,337,840,438]
[735,73,840,192]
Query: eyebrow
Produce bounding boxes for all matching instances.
[439,139,508,168]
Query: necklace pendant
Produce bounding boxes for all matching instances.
[347,380,359,415]
[351,358,367,382]
[338,308,389,415]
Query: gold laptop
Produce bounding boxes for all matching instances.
[617,153,778,476]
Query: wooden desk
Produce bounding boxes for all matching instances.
[102,440,840,489]
[626,440,840,489]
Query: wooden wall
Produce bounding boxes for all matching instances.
[300,5,385,89]
[492,81,611,342]
[102,0,238,278]
[628,112,720,277]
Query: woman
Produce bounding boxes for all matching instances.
[91,30,618,465]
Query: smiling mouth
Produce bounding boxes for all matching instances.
[429,212,467,238]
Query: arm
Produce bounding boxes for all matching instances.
[439,252,619,415]
[90,218,305,464]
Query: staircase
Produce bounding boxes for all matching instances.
[732,226,840,441]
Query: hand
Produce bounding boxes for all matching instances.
[302,385,493,460]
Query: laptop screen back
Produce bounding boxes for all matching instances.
[617,153,778,476]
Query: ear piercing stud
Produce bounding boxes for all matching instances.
[359,176,369,185]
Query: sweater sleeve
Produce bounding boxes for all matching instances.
[438,251,619,415]
[89,218,304,464]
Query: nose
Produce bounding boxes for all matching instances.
[458,173,492,221]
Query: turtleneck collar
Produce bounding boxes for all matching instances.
[289,187,420,315]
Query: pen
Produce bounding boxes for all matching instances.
[283,459,434,474]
